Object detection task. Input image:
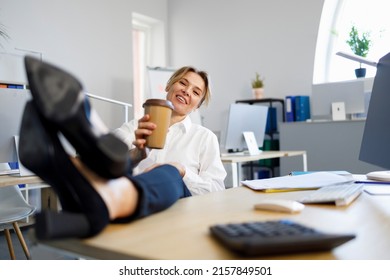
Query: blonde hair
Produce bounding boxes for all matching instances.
[165,66,210,107]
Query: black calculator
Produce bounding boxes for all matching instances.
[210,220,355,256]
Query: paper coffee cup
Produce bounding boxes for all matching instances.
[143,99,174,149]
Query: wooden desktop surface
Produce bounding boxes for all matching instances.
[220,150,306,163]
[0,175,42,188]
[43,185,390,260]
[220,150,307,187]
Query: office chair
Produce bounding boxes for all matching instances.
[0,184,36,260]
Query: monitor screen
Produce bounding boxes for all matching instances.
[0,89,31,173]
[359,52,390,169]
[224,103,268,152]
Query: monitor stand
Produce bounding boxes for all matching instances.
[366,171,390,181]
[243,131,262,156]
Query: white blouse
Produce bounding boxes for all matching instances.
[114,116,227,195]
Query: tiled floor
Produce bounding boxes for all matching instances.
[0,225,75,260]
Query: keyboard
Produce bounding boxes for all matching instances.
[298,182,363,206]
[210,220,355,256]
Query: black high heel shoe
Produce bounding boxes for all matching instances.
[24,55,129,179]
[19,101,81,214]
[19,101,110,239]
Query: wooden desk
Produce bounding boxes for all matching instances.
[0,175,58,211]
[0,175,42,188]
[221,150,308,187]
[41,185,390,260]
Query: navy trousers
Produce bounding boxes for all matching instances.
[115,164,191,223]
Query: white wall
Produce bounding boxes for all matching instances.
[0,0,168,129]
[167,0,325,138]
[0,0,325,136]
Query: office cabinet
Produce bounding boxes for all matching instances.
[279,120,385,175]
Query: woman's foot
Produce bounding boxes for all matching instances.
[24,55,130,178]
[71,157,139,221]
[19,101,81,213]
[19,101,110,239]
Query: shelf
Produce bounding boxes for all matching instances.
[236,98,285,122]
[0,81,29,89]
[236,97,284,104]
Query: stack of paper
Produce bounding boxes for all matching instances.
[241,172,354,192]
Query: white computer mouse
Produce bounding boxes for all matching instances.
[366,171,390,181]
[254,199,305,213]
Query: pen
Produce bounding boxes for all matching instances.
[355,181,390,185]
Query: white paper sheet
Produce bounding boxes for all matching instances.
[241,172,354,192]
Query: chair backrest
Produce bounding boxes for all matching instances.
[0,184,36,224]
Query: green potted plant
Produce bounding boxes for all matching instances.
[346,26,372,78]
[251,72,265,99]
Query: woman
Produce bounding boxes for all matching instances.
[21,56,192,239]
[114,66,227,195]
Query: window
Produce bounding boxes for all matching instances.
[132,13,166,120]
[132,26,147,120]
[314,0,390,83]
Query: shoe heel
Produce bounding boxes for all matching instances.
[25,56,129,179]
[94,134,131,178]
[35,211,91,240]
[19,102,82,212]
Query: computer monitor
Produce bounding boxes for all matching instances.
[311,79,373,120]
[359,52,390,180]
[224,103,268,153]
[0,88,31,174]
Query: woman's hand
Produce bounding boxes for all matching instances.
[132,114,156,150]
[129,114,157,165]
[144,162,186,177]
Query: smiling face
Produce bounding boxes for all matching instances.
[166,70,206,119]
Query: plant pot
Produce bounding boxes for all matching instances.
[253,88,264,99]
[355,68,366,78]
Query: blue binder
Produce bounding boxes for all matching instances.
[294,95,311,122]
[265,107,277,134]
[285,96,296,122]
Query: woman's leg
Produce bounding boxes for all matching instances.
[74,156,191,222]
[20,57,191,239]
[20,101,190,239]
[118,165,191,222]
